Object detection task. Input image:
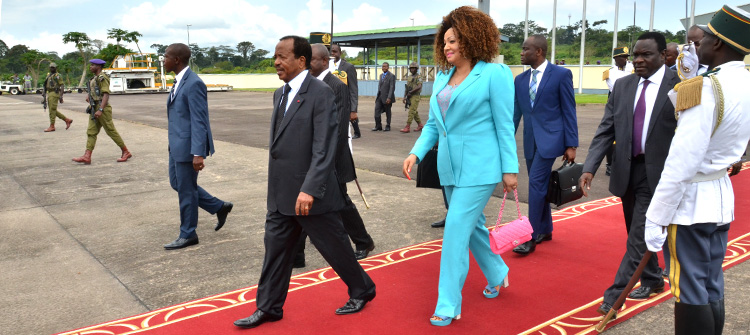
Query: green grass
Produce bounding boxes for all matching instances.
[575,94,608,104]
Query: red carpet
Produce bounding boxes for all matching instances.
[59,163,750,335]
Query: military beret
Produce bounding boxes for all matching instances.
[49,63,57,68]
[89,59,106,65]
[699,5,750,55]
[409,62,419,68]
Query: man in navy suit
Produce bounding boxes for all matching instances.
[163,43,233,250]
[513,35,578,255]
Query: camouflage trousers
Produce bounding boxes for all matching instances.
[86,106,126,151]
[46,93,67,124]
[406,95,421,125]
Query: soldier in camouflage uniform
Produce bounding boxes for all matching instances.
[43,63,72,132]
[400,62,423,133]
[72,59,132,164]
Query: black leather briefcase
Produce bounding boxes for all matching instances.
[416,145,441,189]
[546,161,584,207]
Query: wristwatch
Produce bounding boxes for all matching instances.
[97,107,103,112]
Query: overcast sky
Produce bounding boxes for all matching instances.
[0,0,745,56]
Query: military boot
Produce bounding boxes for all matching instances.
[72,150,92,165]
[44,124,55,132]
[64,118,73,130]
[400,124,410,133]
[675,302,714,335]
[117,146,132,162]
[414,122,424,131]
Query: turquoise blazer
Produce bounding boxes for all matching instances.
[410,61,518,187]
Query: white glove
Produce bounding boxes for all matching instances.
[678,42,699,79]
[644,220,668,252]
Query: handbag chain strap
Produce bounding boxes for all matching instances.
[495,189,522,229]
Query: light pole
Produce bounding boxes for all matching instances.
[410,18,414,26]
[186,24,192,68]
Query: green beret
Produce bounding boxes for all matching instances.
[612,47,629,58]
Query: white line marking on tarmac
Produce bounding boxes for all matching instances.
[0,102,34,105]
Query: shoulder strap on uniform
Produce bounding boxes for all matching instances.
[673,76,704,112]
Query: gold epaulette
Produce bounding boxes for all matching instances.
[602,69,610,81]
[673,76,704,112]
[332,70,348,85]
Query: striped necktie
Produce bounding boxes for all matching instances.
[171,79,177,101]
[529,69,539,107]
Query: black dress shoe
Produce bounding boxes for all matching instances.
[512,240,536,254]
[384,125,391,131]
[164,237,199,250]
[662,268,669,278]
[234,309,282,329]
[352,134,361,139]
[371,127,382,131]
[597,302,617,319]
[431,218,446,228]
[335,297,373,315]
[628,284,665,299]
[215,202,233,231]
[534,233,552,244]
[354,241,375,260]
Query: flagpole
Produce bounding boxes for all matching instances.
[649,0,655,31]
[551,0,557,64]
[612,0,619,65]
[578,0,587,94]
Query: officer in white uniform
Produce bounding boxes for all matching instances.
[603,46,634,93]
[644,5,750,335]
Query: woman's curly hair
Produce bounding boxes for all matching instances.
[434,6,500,71]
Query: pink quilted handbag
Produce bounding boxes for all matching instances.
[489,189,533,255]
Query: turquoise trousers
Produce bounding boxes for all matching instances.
[435,183,510,317]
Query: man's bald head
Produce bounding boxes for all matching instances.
[167,43,191,66]
[309,44,330,77]
[665,42,679,67]
[688,25,705,48]
[312,44,329,59]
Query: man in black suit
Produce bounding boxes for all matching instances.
[372,62,395,131]
[293,44,375,267]
[233,36,376,330]
[331,44,361,139]
[579,32,679,316]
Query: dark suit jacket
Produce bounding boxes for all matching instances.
[167,68,215,162]
[582,67,680,197]
[267,73,345,216]
[322,72,356,183]
[338,59,358,112]
[376,71,395,103]
[513,63,578,159]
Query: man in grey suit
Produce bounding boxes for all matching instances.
[579,32,679,316]
[331,44,361,139]
[163,43,232,250]
[372,62,395,131]
[293,44,375,266]
[233,36,376,330]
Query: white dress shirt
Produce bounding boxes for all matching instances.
[632,64,667,155]
[171,66,189,101]
[282,70,308,112]
[315,69,330,81]
[647,61,750,226]
[529,59,548,88]
[330,59,341,71]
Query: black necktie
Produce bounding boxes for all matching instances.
[274,84,291,135]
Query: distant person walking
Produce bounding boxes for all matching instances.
[72,59,131,164]
[372,62,395,132]
[23,73,32,93]
[400,62,423,133]
[42,63,72,132]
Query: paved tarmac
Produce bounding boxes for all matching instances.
[1,91,748,334]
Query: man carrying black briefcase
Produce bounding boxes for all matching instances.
[547,161,584,207]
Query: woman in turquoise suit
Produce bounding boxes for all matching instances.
[402,6,518,327]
